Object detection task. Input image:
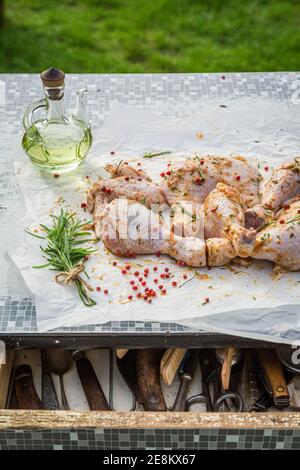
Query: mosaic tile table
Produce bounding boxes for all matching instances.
[1,72,299,347]
[1,73,300,450]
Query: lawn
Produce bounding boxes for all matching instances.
[0,0,299,73]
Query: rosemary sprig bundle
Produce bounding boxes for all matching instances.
[26,209,97,307]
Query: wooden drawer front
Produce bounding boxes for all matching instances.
[1,411,300,450]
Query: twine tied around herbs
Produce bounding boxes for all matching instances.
[55,262,94,292]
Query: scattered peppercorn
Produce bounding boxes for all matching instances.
[81,202,87,209]
[128,295,133,300]
[96,287,101,292]
[172,281,177,287]
[104,289,108,295]
[160,172,165,178]
[235,175,241,181]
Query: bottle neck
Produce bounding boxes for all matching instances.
[44,85,66,121]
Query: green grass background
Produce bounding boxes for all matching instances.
[0,0,299,72]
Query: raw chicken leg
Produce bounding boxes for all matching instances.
[87,174,167,212]
[162,155,262,208]
[245,159,300,230]
[204,183,256,257]
[91,197,236,267]
[253,196,300,271]
[98,199,207,266]
[105,162,152,181]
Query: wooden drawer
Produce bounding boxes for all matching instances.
[0,347,300,450]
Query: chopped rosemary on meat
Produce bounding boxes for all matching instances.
[143,151,171,158]
[26,209,97,306]
[114,160,124,175]
[177,204,197,222]
[260,233,271,241]
[285,214,300,225]
[193,155,206,181]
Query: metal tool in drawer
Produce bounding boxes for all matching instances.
[185,349,243,412]
[185,350,214,412]
[170,350,198,412]
[237,350,265,412]
[212,349,244,412]
[256,349,290,409]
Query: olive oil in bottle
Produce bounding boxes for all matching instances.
[22,67,92,173]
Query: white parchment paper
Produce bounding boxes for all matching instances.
[9,98,300,342]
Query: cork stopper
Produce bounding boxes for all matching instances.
[40,67,65,87]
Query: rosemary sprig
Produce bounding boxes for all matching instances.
[143,151,171,159]
[179,271,198,288]
[285,214,300,225]
[26,209,97,307]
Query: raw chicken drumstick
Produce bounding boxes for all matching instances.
[204,183,256,257]
[96,199,236,267]
[162,155,262,208]
[87,171,167,212]
[245,159,300,230]
[252,196,300,271]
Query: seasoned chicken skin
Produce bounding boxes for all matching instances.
[162,155,262,208]
[204,183,256,257]
[253,196,300,271]
[87,176,167,212]
[245,159,300,230]
[171,201,204,238]
[105,162,152,181]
